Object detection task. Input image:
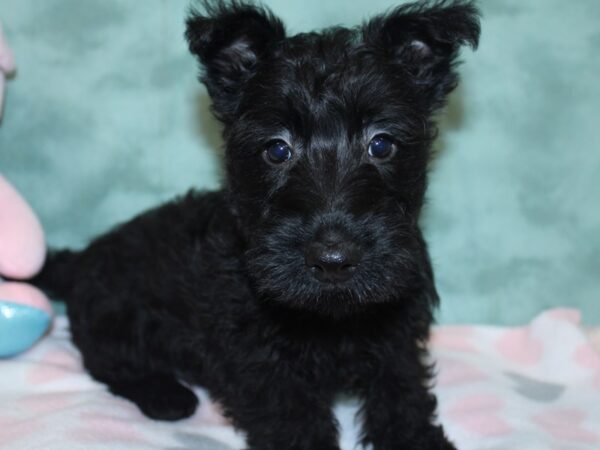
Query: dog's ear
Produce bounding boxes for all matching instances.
[185,1,285,123]
[364,0,480,110]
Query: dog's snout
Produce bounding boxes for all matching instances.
[305,241,360,283]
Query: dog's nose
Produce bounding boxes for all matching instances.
[305,241,360,283]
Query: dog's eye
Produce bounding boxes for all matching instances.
[368,135,396,160]
[264,140,293,165]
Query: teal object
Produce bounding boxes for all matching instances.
[0,0,598,324]
[0,301,51,357]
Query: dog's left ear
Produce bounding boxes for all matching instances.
[364,0,481,110]
[186,1,285,123]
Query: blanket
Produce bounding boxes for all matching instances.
[1,308,599,449]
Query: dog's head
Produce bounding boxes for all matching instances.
[186,0,480,316]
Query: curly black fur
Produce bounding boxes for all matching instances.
[33,1,480,448]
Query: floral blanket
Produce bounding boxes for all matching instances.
[1,309,599,449]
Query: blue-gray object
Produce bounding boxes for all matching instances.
[0,301,51,357]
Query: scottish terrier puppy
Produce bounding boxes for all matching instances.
[34,1,480,448]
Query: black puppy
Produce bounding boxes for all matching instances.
[34,1,480,449]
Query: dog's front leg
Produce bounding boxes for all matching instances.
[359,350,457,450]
[219,376,341,450]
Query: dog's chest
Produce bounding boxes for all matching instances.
[272,324,394,389]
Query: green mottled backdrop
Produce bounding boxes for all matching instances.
[0,0,598,324]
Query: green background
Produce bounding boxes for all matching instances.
[1,0,598,324]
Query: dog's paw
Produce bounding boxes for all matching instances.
[370,425,458,450]
[110,375,199,421]
[413,426,458,450]
[136,379,199,421]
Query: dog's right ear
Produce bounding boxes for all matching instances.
[185,1,285,123]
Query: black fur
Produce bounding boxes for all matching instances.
[33,1,480,448]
